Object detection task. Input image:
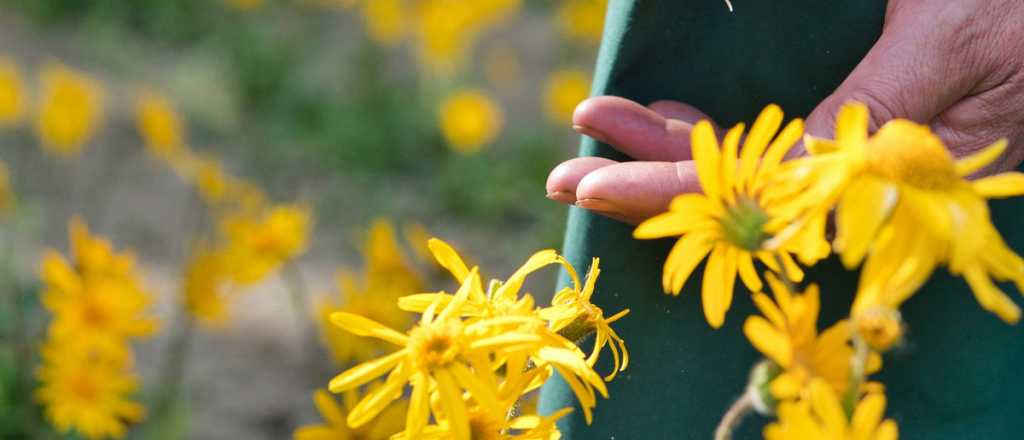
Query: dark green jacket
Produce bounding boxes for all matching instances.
[539,1,1024,438]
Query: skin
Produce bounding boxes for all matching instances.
[545,0,1024,225]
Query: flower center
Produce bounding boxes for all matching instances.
[468,408,504,440]
[865,120,959,190]
[854,307,903,352]
[409,319,463,370]
[70,372,99,401]
[720,197,769,251]
[80,297,108,328]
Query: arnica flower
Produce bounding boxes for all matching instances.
[779,102,1024,323]
[183,244,230,327]
[329,269,607,439]
[541,257,630,380]
[34,343,146,440]
[543,68,591,125]
[360,0,406,46]
[0,56,25,124]
[0,161,14,217]
[40,219,158,359]
[363,219,423,295]
[135,91,186,162]
[35,63,104,158]
[317,269,412,364]
[439,89,504,155]
[634,104,830,328]
[743,274,880,403]
[294,388,406,440]
[764,379,898,440]
[555,0,608,45]
[221,204,311,284]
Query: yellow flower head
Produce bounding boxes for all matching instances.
[329,268,608,439]
[556,0,608,44]
[364,218,423,293]
[317,269,412,365]
[183,245,230,327]
[543,68,591,125]
[635,104,830,328]
[40,219,158,359]
[0,161,14,217]
[541,257,630,380]
[34,343,146,440]
[439,89,504,155]
[392,405,572,440]
[222,204,312,284]
[413,0,521,74]
[743,274,880,402]
[135,91,186,161]
[360,0,406,46]
[0,56,25,124]
[36,63,104,158]
[294,388,406,440]
[781,102,1024,323]
[764,379,898,440]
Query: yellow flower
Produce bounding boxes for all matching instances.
[780,103,1024,323]
[221,204,312,284]
[0,56,25,124]
[225,0,264,10]
[403,221,436,265]
[393,406,573,440]
[0,161,14,217]
[743,274,879,402]
[541,258,629,380]
[294,388,405,440]
[34,343,146,440]
[364,219,423,293]
[764,379,898,440]
[135,91,186,161]
[328,269,607,439]
[543,68,590,125]
[360,0,406,46]
[40,220,158,359]
[439,89,504,155]
[317,270,412,364]
[413,0,521,74]
[183,245,230,327]
[634,104,830,328]
[35,63,104,158]
[556,0,608,44]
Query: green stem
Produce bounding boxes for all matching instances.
[151,306,195,424]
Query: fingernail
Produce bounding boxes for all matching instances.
[575,198,620,215]
[546,190,576,204]
[573,124,610,144]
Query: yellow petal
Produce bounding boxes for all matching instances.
[434,368,471,440]
[808,379,847,435]
[662,233,713,294]
[634,209,712,239]
[964,266,1021,323]
[330,312,409,346]
[972,172,1024,198]
[428,238,469,281]
[692,120,722,200]
[346,363,408,427]
[955,139,1007,176]
[702,245,733,328]
[312,390,345,427]
[721,123,745,201]
[739,104,783,189]
[835,176,898,268]
[804,134,837,155]
[737,251,763,293]
[405,374,429,438]
[836,102,869,147]
[851,393,886,438]
[328,349,407,393]
[874,420,899,440]
[743,316,792,365]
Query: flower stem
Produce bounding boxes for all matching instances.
[283,260,320,383]
[152,305,195,424]
[715,393,753,440]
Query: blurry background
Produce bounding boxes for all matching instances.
[0,0,603,438]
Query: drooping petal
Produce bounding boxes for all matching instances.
[428,238,470,282]
[663,232,714,294]
[972,172,1024,198]
[955,139,1007,176]
[743,316,792,366]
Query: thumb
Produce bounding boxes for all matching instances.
[805,2,982,142]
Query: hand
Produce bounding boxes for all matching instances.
[546,0,1024,225]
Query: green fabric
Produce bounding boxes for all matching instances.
[538,1,1024,438]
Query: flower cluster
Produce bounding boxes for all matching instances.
[301,238,629,439]
[638,102,1024,439]
[35,219,158,439]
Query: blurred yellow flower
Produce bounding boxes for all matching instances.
[34,343,145,440]
[40,219,158,360]
[225,0,265,10]
[743,274,879,402]
[135,91,186,162]
[634,105,829,328]
[0,56,25,124]
[183,245,230,327]
[403,221,435,265]
[317,269,412,364]
[439,89,503,155]
[360,0,406,46]
[764,379,898,440]
[35,63,104,158]
[294,388,406,440]
[543,68,590,124]
[414,0,520,73]
[222,204,311,284]
[556,0,608,44]
[0,161,14,217]
[191,155,230,204]
[392,406,572,440]
[779,103,1024,323]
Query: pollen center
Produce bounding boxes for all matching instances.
[70,373,99,401]
[409,320,463,370]
[80,297,108,328]
[865,120,958,190]
[720,197,769,251]
[468,408,504,440]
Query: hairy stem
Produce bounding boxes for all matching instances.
[715,393,753,440]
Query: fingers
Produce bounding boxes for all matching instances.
[572,96,709,162]
[568,161,700,225]
[546,157,618,204]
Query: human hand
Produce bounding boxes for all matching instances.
[546,0,1024,225]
